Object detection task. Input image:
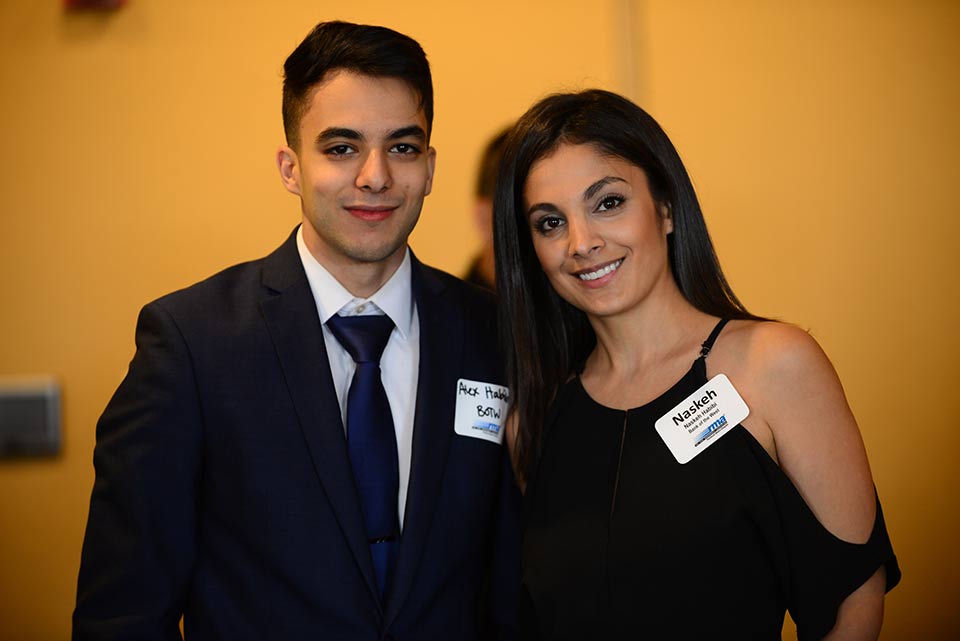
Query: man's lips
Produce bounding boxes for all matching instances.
[345,205,397,222]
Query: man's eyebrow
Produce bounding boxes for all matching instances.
[583,176,626,201]
[313,126,427,146]
[315,128,363,144]
[387,125,427,142]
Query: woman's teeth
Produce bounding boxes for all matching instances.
[579,259,623,281]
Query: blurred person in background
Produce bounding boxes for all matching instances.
[463,127,511,291]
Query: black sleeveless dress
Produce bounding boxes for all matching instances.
[520,320,900,641]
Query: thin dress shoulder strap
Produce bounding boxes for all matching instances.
[698,319,730,359]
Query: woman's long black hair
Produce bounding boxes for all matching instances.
[493,89,763,483]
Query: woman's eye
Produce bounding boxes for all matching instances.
[596,195,624,212]
[535,216,564,234]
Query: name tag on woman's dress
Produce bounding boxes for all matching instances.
[654,374,749,464]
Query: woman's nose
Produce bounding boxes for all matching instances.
[567,216,603,257]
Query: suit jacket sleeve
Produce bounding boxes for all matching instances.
[466,283,521,641]
[73,300,203,640]
[486,444,522,641]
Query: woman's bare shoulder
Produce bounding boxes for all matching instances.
[712,320,833,388]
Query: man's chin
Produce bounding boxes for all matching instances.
[343,241,408,266]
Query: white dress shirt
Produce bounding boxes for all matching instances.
[296,227,420,527]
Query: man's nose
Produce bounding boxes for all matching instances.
[356,150,391,192]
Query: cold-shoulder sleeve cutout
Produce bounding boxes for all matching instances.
[739,428,900,641]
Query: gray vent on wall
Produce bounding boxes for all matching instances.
[0,377,61,458]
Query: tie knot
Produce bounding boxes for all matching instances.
[327,314,395,364]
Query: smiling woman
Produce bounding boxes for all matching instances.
[524,145,673,317]
[494,89,901,641]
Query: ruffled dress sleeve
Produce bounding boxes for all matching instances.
[750,434,901,641]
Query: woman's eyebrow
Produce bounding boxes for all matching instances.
[526,202,560,218]
[583,176,626,201]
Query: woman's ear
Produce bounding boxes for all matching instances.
[660,202,674,234]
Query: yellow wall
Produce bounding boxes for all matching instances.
[0,0,955,639]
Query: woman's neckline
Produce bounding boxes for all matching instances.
[573,357,706,414]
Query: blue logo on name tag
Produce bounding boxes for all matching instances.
[694,415,728,447]
[472,421,501,435]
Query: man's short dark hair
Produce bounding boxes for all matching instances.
[282,21,434,150]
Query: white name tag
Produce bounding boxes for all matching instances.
[453,378,510,445]
[654,374,749,464]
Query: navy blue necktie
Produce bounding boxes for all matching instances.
[326,313,400,597]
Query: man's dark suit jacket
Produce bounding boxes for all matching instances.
[73,229,520,641]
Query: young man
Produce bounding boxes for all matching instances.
[74,21,519,641]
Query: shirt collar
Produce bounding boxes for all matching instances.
[296,225,414,339]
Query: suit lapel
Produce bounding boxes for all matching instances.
[258,231,382,609]
[385,256,463,624]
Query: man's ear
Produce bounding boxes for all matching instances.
[276,145,302,196]
[423,146,437,197]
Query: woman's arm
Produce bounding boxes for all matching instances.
[743,323,885,641]
[825,568,885,641]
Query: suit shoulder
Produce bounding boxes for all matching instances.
[418,262,493,299]
[418,263,497,315]
[151,258,264,307]
[146,231,299,315]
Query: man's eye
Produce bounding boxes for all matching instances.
[325,145,355,156]
[391,143,421,155]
